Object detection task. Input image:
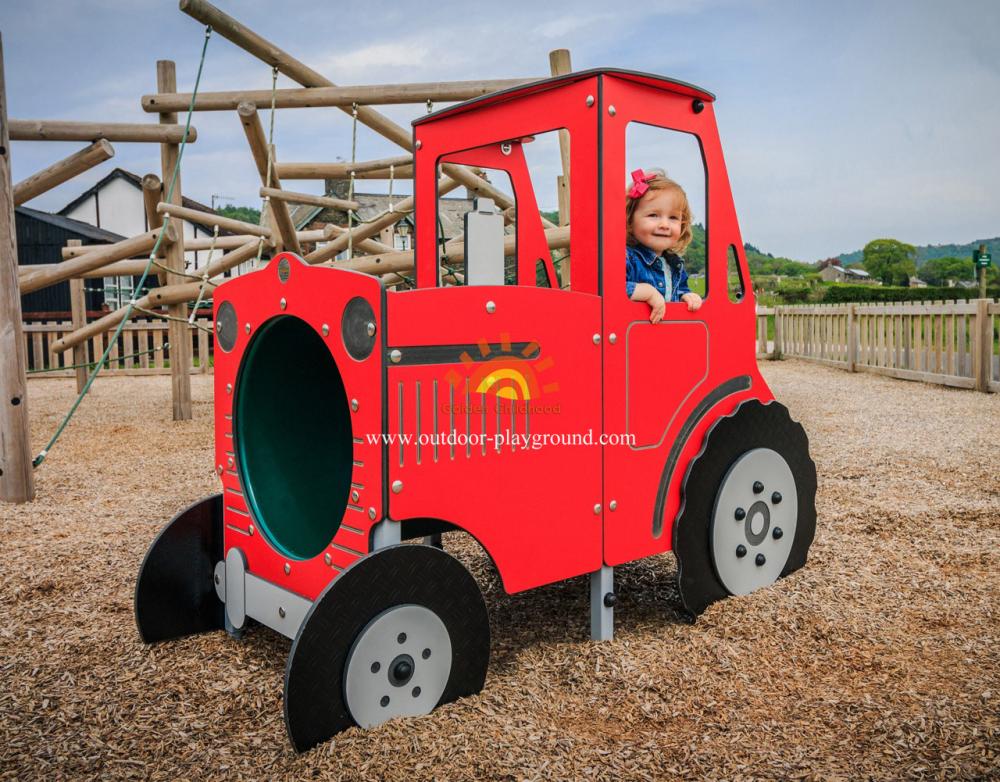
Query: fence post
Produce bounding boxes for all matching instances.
[974,298,990,392]
[846,303,857,372]
[772,306,782,359]
[67,240,89,393]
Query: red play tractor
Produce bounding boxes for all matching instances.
[135,69,816,752]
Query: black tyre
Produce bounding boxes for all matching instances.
[283,544,490,752]
[673,399,817,617]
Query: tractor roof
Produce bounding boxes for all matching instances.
[413,68,715,127]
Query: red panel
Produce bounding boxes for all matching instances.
[414,76,599,294]
[387,285,602,593]
[599,75,773,567]
[213,254,383,601]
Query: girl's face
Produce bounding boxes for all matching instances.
[629,188,685,254]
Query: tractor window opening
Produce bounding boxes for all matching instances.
[434,129,568,289]
[625,123,707,312]
[727,244,746,302]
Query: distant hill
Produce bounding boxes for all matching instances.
[839,237,999,267]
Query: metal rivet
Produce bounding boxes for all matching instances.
[324,553,332,565]
[585,95,595,107]
[422,648,431,659]
[244,323,251,334]
[608,105,616,116]
[368,507,377,520]
[755,553,766,566]
[608,333,617,344]
[391,480,403,494]
[692,99,705,114]
[412,686,421,697]
[217,464,224,475]
[415,140,422,150]
[736,544,747,558]
[351,399,359,412]
[485,301,496,314]
[371,661,381,673]
[279,297,287,310]
[771,491,782,504]
[351,490,359,502]
[609,500,617,511]
[380,696,390,707]
[772,527,784,540]
[322,323,330,336]
[278,606,286,618]
[735,507,746,521]
[227,456,233,468]
[593,503,601,515]
[500,142,512,155]
[389,349,402,363]
[226,383,232,394]
[753,481,764,494]
[603,592,617,608]
[366,321,376,337]
[248,524,255,536]
[284,563,291,575]
[397,632,407,644]
[592,333,601,344]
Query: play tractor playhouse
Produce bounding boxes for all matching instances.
[135,69,816,752]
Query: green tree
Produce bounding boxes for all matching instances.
[217,204,261,224]
[917,255,974,285]
[862,239,917,286]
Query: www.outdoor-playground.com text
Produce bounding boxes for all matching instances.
[366,429,636,451]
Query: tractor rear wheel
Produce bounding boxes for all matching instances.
[672,399,817,617]
[283,544,490,752]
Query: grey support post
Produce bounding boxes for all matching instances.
[590,565,615,641]
[371,519,401,550]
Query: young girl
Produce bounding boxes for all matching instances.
[625,169,703,323]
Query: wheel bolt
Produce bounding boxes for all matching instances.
[734,507,746,521]
[422,648,431,659]
[753,481,764,494]
[412,686,421,698]
[772,526,783,540]
[771,491,782,504]
[736,544,747,558]
[371,661,381,673]
[380,695,390,707]
[397,632,407,644]
[755,553,766,566]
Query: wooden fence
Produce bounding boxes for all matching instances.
[22,318,213,377]
[756,299,1000,393]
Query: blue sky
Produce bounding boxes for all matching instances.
[3,0,998,261]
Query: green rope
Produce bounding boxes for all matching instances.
[255,66,279,265]
[33,25,214,469]
[28,343,171,374]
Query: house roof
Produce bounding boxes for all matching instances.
[58,167,217,217]
[15,206,126,243]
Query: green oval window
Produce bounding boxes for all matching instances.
[235,315,352,560]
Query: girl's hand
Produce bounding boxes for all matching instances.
[681,292,703,311]
[648,291,666,323]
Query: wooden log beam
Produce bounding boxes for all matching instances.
[141,78,542,113]
[260,186,359,212]
[50,239,263,355]
[18,225,176,294]
[56,229,324,261]
[156,60,192,420]
[236,102,300,253]
[0,33,34,502]
[275,155,412,180]
[67,241,88,394]
[178,0,515,214]
[156,201,272,239]
[303,176,460,265]
[13,140,114,205]
[325,223,394,254]
[140,173,167,284]
[9,119,196,144]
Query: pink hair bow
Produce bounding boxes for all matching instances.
[628,169,653,199]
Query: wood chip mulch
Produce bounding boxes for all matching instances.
[1,360,997,781]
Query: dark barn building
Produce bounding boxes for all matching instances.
[16,206,125,320]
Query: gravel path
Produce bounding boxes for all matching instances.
[2,360,997,780]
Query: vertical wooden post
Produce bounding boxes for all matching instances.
[974,298,990,392]
[157,61,192,420]
[549,49,572,289]
[772,307,782,359]
[67,240,88,394]
[0,34,35,503]
[846,303,857,372]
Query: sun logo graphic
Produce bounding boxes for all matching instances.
[445,332,558,404]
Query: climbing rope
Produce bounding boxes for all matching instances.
[255,66,279,265]
[347,103,358,260]
[188,225,219,322]
[28,343,171,374]
[134,305,214,334]
[33,25,214,468]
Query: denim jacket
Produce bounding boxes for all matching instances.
[625,243,692,302]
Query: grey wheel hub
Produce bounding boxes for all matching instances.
[344,604,452,729]
[711,448,797,595]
